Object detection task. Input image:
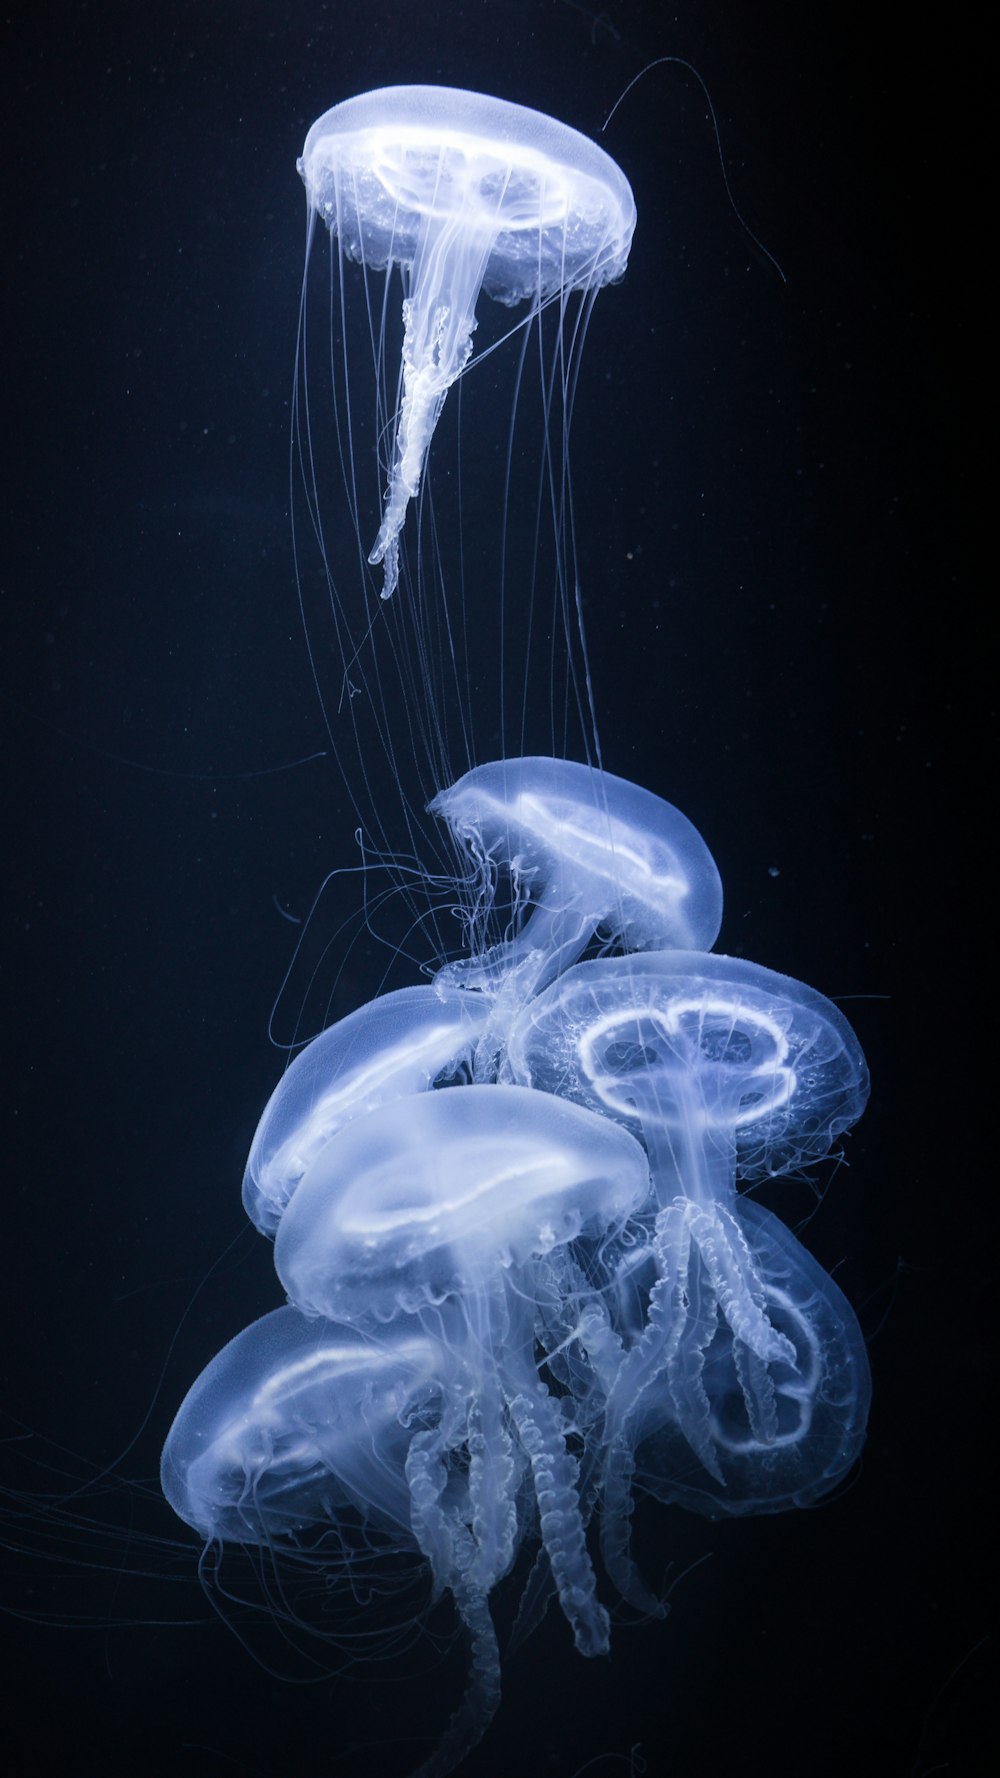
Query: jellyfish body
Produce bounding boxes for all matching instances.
[506,950,870,1605]
[507,949,870,1199]
[160,1305,442,1548]
[429,756,723,1076]
[161,1306,528,1778]
[242,984,489,1236]
[300,86,635,597]
[275,1083,651,1662]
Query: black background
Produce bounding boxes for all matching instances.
[3,3,982,1776]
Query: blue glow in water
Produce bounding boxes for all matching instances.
[161,85,872,1778]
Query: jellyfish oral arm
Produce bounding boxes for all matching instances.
[666,1198,797,1371]
[507,1384,610,1658]
[596,1192,800,1527]
[369,216,493,597]
[466,1375,521,1593]
[367,297,474,597]
[404,1425,504,1778]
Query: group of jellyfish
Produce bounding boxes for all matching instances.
[161,88,872,1776]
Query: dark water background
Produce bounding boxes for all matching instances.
[3,3,980,1775]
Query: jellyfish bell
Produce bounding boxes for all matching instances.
[428,756,723,1075]
[507,948,869,1201]
[160,1305,441,1549]
[242,982,489,1236]
[299,84,636,600]
[274,1081,651,1325]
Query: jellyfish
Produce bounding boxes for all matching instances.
[505,949,871,1605]
[161,1305,524,1778]
[259,1080,651,1767]
[293,89,637,898]
[431,755,723,988]
[274,1085,649,1631]
[299,84,636,601]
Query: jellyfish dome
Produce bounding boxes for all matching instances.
[242,983,489,1236]
[161,1306,441,1547]
[299,86,636,595]
[274,1082,650,1326]
[430,756,724,1010]
[507,948,869,1197]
